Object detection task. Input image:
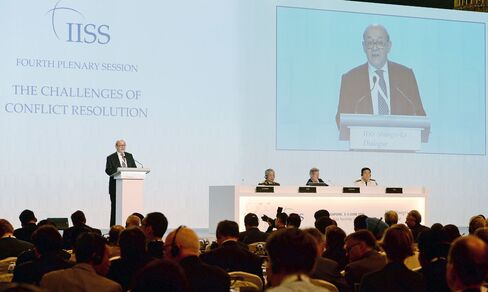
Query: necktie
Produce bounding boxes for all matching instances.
[121,155,127,167]
[376,69,389,115]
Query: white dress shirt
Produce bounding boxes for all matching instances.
[368,62,391,115]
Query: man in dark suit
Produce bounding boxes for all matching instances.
[344,230,386,289]
[201,220,263,281]
[63,210,102,249]
[405,210,430,242]
[0,219,33,260]
[105,139,136,227]
[165,226,230,292]
[238,213,268,244]
[336,24,426,128]
[13,210,38,243]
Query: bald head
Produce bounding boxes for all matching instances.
[362,24,391,69]
[126,215,141,228]
[165,227,200,260]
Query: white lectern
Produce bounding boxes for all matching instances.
[339,114,431,151]
[112,168,150,225]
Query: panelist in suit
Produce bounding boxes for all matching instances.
[306,167,328,186]
[354,167,378,186]
[105,140,137,227]
[336,24,426,128]
[258,168,280,186]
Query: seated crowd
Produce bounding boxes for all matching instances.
[0,208,487,292]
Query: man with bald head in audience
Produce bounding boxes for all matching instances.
[165,226,230,292]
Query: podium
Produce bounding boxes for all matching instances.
[112,168,150,225]
[339,114,431,151]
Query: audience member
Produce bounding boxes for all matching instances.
[0,219,33,260]
[125,215,141,228]
[63,210,102,249]
[446,236,488,292]
[131,259,190,292]
[200,220,263,281]
[315,216,336,235]
[107,225,124,258]
[132,212,144,222]
[13,225,73,285]
[141,212,168,259]
[41,232,122,292]
[344,230,386,289]
[474,227,488,245]
[443,224,461,243]
[365,217,389,240]
[286,213,302,229]
[107,227,153,292]
[266,212,288,233]
[238,213,268,244]
[468,215,486,235]
[304,228,348,292]
[323,226,348,271]
[405,210,429,242]
[314,209,330,220]
[360,224,425,292]
[354,215,368,231]
[165,226,230,292]
[417,229,450,292]
[13,210,38,243]
[266,228,331,291]
[384,210,398,226]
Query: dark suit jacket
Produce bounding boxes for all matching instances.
[418,258,449,292]
[13,223,38,243]
[62,224,102,249]
[0,237,34,260]
[238,227,268,245]
[311,257,348,292]
[179,255,230,292]
[345,250,387,288]
[200,240,263,281]
[336,61,426,128]
[12,252,73,285]
[105,152,136,196]
[359,262,426,292]
[107,256,153,292]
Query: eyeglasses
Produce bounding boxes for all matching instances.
[364,40,387,49]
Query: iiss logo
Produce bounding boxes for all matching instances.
[46,0,110,44]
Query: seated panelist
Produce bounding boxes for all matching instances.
[259,168,280,186]
[306,168,328,186]
[354,167,378,186]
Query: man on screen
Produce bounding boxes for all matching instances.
[336,24,426,128]
[105,140,137,227]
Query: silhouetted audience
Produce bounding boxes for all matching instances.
[286,213,302,228]
[314,209,330,220]
[165,226,230,292]
[443,224,461,243]
[405,210,430,242]
[131,259,190,292]
[41,232,121,292]
[266,212,288,233]
[323,226,348,271]
[200,220,263,281]
[13,210,38,243]
[0,219,33,260]
[360,224,426,292]
[266,228,330,291]
[63,210,102,249]
[315,216,336,235]
[446,236,488,292]
[238,213,268,244]
[141,212,168,259]
[417,229,450,292]
[344,230,386,289]
[107,225,124,259]
[13,225,73,285]
[354,215,368,231]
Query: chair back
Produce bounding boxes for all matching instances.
[229,271,263,291]
[310,278,339,292]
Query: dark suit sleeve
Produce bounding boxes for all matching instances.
[105,155,117,176]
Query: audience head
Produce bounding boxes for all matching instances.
[275,212,288,229]
[447,236,488,291]
[132,212,144,221]
[314,209,330,220]
[443,224,461,243]
[314,216,336,235]
[244,213,259,229]
[469,215,486,234]
[71,210,86,227]
[126,215,141,228]
[344,230,377,262]
[405,210,422,228]
[286,213,301,229]
[380,224,414,263]
[215,220,239,244]
[474,227,488,245]
[354,214,368,231]
[74,232,110,276]
[384,210,398,226]
[325,225,347,251]
[37,219,56,227]
[142,212,168,240]
[119,227,146,261]
[108,225,124,246]
[132,259,190,292]
[19,210,37,226]
[417,228,450,267]
[266,228,317,287]
[303,228,325,256]
[0,219,14,237]
[164,226,200,261]
[32,225,63,256]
